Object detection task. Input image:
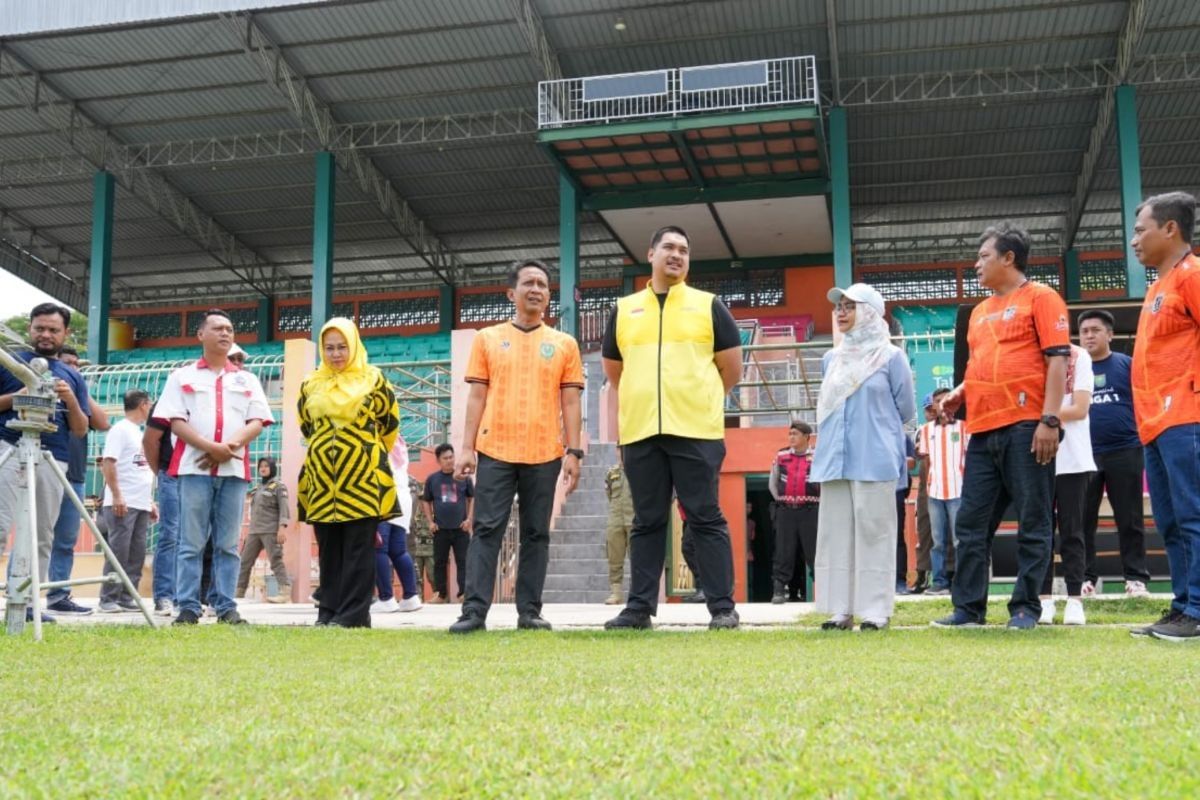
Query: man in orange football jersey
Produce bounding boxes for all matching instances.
[932,223,1069,630]
[1127,192,1200,642]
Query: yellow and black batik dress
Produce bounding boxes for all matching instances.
[296,373,400,524]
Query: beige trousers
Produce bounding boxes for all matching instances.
[814,479,897,623]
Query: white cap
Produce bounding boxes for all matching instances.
[827,283,886,317]
[228,343,246,357]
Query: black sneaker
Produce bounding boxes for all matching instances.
[1006,612,1037,630]
[1149,614,1200,642]
[604,610,652,630]
[24,608,56,625]
[218,610,248,625]
[821,617,853,631]
[861,620,888,631]
[931,611,982,628]
[173,609,200,625]
[682,590,707,604]
[708,610,739,630]
[448,613,486,634]
[771,583,787,605]
[117,599,141,612]
[1131,608,1184,637]
[46,597,93,616]
[516,614,552,631]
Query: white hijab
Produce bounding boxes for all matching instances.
[816,302,899,425]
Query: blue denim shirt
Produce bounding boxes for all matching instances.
[812,348,915,488]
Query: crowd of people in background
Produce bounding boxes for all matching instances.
[1,193,1199,642]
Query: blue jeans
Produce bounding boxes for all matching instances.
[1144,423,1200,619]
[47,480,85,604]
[176,475,247,616]
[951,421,1055,622]
[152,473,180,603]
[927,496,960,590]
[375,521,417,600]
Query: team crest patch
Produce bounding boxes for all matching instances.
[1151,294,1164,314]
[950,432,961,442]
[232,373,247,387]
[540,343,555,359]
[1002,306,1017,321]
[500,340,511,350]
[1094,374,1107,389]
[1054,314,1069,331]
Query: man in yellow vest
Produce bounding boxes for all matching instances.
[600,226,743,630]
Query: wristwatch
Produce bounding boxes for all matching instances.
[565,447,585,460]
[1039,415,1061,429]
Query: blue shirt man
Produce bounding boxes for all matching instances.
[1078,309,1151,594]
[0,303,91,598]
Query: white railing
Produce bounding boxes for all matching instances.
[538,56,819,129]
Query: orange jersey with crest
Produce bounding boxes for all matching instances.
[1132,253,1200,444]
[963,281,1071,435]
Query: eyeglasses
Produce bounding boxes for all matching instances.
[833,302,858,313]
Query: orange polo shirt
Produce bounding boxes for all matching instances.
[1132,253,1200,444]
[963,280,1071,435]
[465,322,585,464]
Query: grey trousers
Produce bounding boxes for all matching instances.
[99,507,149,605]
[0,440,67,583]
[237,532,290,593]
[814,479,897,623]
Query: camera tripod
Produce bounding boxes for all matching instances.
[0,350,156,641]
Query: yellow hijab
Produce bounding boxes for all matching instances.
[304,317,380,428]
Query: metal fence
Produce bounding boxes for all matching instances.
[538,56,819,129]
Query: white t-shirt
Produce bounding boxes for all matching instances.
[102,418,155,510]
[1057,345,1098,476]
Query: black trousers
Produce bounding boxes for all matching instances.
[432,528,469,598]
[1083,446,1151,583]
[1042,472,1091,596]
[622,435,735,617]
[313,518,378,628]
[896,489,909,583]
[462,454,560,619]
[773,504,818,591]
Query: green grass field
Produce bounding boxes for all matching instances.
[1,602,1196,799]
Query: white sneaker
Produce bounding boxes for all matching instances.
[372,597,400,613]
[97,601,122,614]
[1080,581,1096,598]
[154,598,174,617]
[1039,599,1057,625]
[1125,580,1151,598]
[1063,598,1086,626]
[397,595,423,612]
[202,605,217,618]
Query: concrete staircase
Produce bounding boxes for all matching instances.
[543,440,623,604]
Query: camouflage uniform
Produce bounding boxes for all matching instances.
[605,465,635,602]
[406,477,436,595]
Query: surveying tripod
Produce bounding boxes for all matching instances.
[0,345,156,640]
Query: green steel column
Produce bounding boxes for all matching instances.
[256,298,273,343]
[438,284,454,333]
[622,274,635,295]
[1064,249,1082,301]
[311,151,336,338]
[87,170,115,363]
[829,107,853,289]
[558,172,580,336]
[1115,84,1146,299]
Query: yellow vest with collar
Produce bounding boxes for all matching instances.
[614,283,727,444]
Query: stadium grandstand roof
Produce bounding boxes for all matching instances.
[2,0,1199,308]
